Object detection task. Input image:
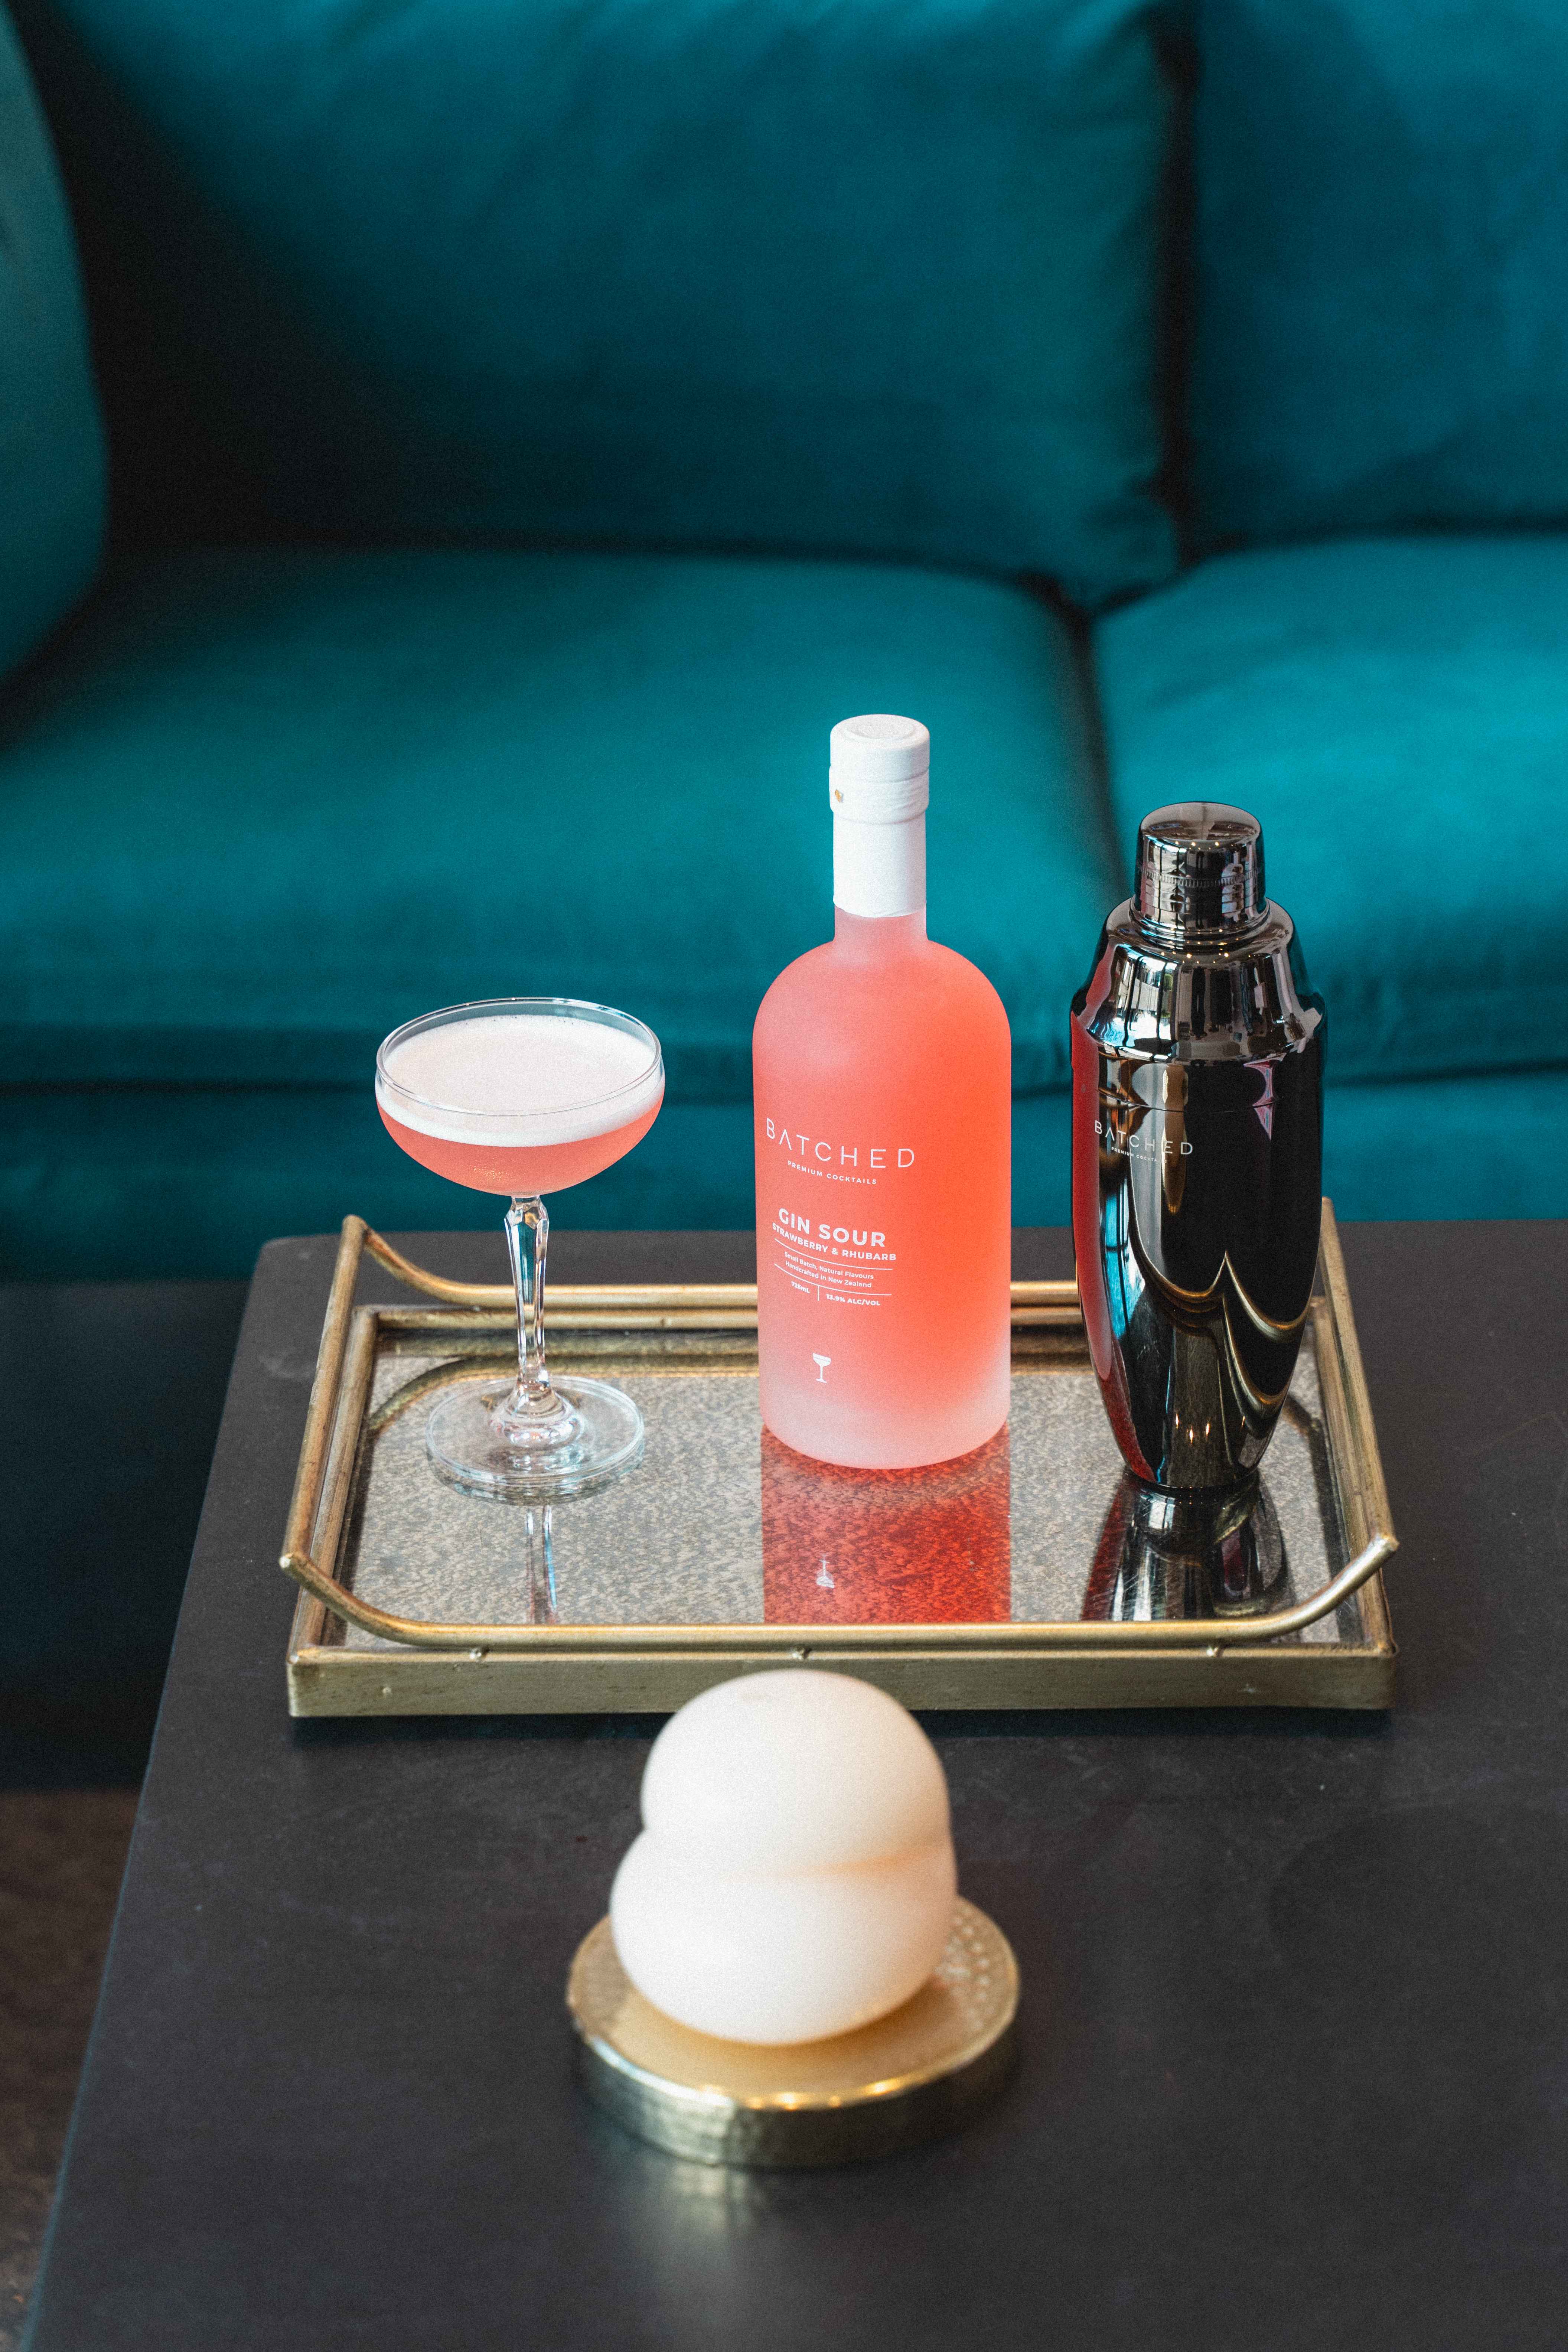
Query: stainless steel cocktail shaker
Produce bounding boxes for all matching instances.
[1070,804,1324,1494]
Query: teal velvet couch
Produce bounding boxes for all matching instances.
[6,0,1568,1281]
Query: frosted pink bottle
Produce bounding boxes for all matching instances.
[753,715,1011,1468]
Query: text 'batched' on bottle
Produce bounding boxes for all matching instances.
[753,716,1011,1469]
[1070,803,1324,1495]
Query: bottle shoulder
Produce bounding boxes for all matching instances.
[921,935,1010,1014]
[756,933,1009,1040]
[753,939,835,1039]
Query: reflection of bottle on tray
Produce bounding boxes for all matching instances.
[762,1428,1011,1625]
[753,716,1011,1470]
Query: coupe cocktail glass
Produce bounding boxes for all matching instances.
[376,997,664,1500]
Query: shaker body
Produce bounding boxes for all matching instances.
[1070,834,1324,1493]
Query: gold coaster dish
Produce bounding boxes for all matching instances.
[566,1898,1019,2167]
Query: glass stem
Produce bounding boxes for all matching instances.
[497,1195,568,1432]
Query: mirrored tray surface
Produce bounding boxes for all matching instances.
[283,1209,1396,1715]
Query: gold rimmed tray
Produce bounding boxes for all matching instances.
[281,1203,1396,1714]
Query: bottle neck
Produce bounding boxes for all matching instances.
[832,906,928,953]
[832,807,925,921]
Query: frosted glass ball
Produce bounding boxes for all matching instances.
[609,1669,957,2045]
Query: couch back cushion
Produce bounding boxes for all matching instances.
[23,0,1176,610]
[1193,0,1568,547]
[0,3,103,678]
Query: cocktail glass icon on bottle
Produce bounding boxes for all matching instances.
[812,1354,831,1384]
[376,997,664,1500]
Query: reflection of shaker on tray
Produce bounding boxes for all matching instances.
[1082,1474,1288,1623]
[1070,803,1324,1497]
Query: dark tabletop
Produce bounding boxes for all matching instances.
[25,1222,1568,2352]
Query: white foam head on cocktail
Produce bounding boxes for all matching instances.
[376,1012,662,1148]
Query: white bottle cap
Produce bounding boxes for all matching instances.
[829,714,930,814]
[829,715,929,917]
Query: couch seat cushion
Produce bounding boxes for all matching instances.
[0,547,1116,1098]
[1093,535,1568,1085]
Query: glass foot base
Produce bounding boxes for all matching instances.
[426,1375,645,1502]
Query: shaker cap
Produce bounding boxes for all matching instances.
[1134,803,1265,941]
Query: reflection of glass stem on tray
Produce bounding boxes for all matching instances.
[520,1508,558,1626]
[375,996,664,1501]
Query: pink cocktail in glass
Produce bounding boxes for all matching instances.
[376,999,664,1499]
